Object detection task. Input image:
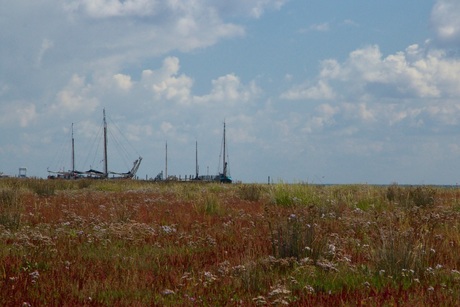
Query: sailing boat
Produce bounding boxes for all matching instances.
[48,109,142,179]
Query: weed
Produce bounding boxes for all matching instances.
[195,193,223,215]
[409,186,436,207]
[0,188,23,229]
[238,184,263,202]
[269,184,318,207]
[267,210,326,261]
[26,180,56,196]
[386,184,436,208]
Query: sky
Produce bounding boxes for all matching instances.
[2,0,460,184]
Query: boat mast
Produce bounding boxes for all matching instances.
[223,121,227,177]
[165,141,168,180]
[195,140,199,179]
[103,109,108,178]
[71,123,75,174]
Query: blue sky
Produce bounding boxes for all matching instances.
[2,0,460,184]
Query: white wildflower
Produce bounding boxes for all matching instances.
[268,286,291,297]
[161,225,176,234]
[162,289,175,296]
[252,296,267,305]
[304,285,315,293]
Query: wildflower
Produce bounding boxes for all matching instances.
[161,225,175,234]
[427,286,435,292]
[272,298,290,305]
[252,296,267,305]
[290,276,299,285]
[29,270,39,283]
[184,294,195,302]
[268,285,291,297]
[203,271,217,286]
[304,285,315,294]
[316,259,338,272]
[162,289,175,296]
[328,244,336,255]
[204,271,215,279]
[231,265,246,275]
[363,281,370,288]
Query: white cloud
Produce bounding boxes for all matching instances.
[431,0,460,44]
[125,124,153,142]
[194,74,260,105]
[0,102,37,128]
[342,19,358,27]
[139,57,260,107]
[302,103,339,133]
[280,80,336,100]
[213,0,287,19]
[66,0,288,19]
[52,74,99,115]
[283,44,460,101]
[309,23,330,32]
[143,57,193,104]
[113,73,133,91]
[161,121,174,134]
[36,38,54,68]
[65,0,158,18]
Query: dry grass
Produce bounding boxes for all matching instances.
[1,179,460,305]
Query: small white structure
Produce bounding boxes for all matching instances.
[18,167,27,178]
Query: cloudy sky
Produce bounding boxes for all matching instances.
[2,0,460,184]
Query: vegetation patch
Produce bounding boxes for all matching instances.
[1,179,460,305]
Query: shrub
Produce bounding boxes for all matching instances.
[268,211,325,261]
[386,183,407,204]
[238,184,263,202]
[196,193,223,215]
[269,184,318,207]
[386,184,436,208]
[374,222,433,281]
[77,179,93,189]
[409,186,436,207]
[0,188,23,229]
[26,179,56,196]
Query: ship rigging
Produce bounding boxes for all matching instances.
[48,109,142,179]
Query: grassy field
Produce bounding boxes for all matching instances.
[1,178,460,306]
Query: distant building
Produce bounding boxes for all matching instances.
[18,167,27,178]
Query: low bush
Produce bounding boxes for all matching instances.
[0,188,23,229]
